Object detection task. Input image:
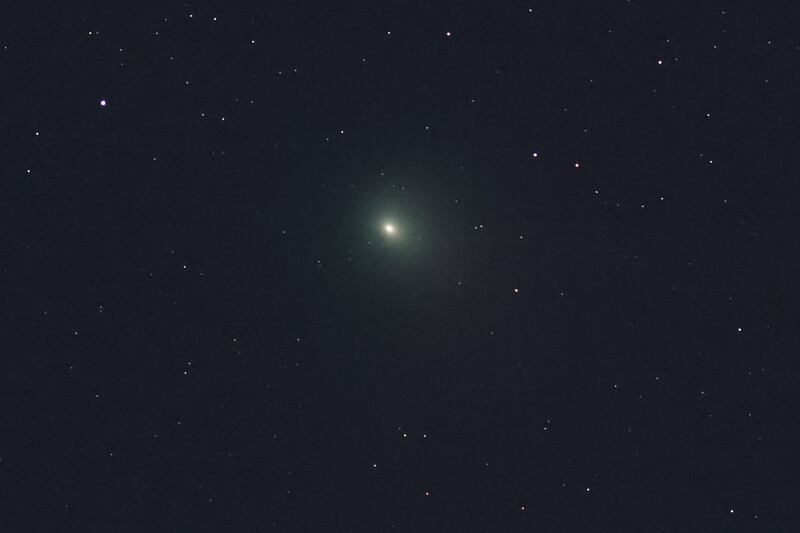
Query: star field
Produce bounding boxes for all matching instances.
[3,2,800,531]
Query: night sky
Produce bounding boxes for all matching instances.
[4,2,800,531]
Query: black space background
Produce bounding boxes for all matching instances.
[2,1,800,531]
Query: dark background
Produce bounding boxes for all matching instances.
[2,1,799,531]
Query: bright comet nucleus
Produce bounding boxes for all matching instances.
[383,223,397,235]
